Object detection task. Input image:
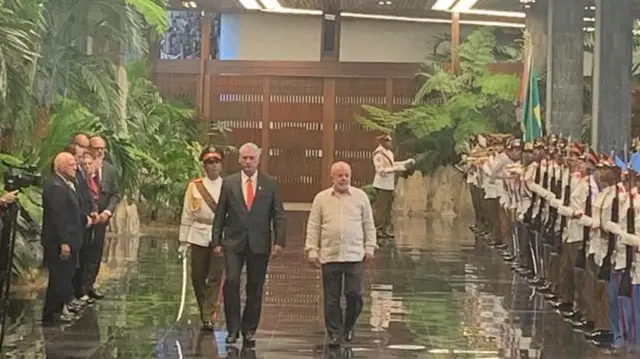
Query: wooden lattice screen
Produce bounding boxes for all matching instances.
[154,60,424,202]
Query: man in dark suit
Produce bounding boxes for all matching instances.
[212,142,286,347]
[63,144,98,303]
[42,152,92,324]
[80,136,120,300]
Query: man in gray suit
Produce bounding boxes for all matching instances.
[212,142,286,347]
[79,136,121,300]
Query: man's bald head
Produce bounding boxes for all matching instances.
[74,133,90,148]
[330,161,351,193]
[54,152,77,180]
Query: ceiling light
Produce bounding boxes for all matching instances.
[340,12,450,24]
[261,8,322,15]
[432,0,458,11]
[339,12,524,28]
[238,0,261,10]
[260,0,281,9]
[452,0,479,11]
[462,19,523,28]
[457,9,525,18]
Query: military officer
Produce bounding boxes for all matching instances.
[178,146,225,331]
[371,133,415,239]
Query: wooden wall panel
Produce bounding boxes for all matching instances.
[210,75,264,173]
[334,78,387,187]
[155,73,198,105]
[268,77,324,202]
[392,78,417,111]
[155,60,524,202]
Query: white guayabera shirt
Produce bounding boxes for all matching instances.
[305,186,378,264]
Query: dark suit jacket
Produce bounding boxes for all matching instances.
[97,161,120,214]
[75,167,97,214]
[212,172,286,254]
[42,174,89,251]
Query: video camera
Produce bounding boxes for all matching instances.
[0,161,40,351]
[2,161,41,192]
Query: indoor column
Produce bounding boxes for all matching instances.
[545,0,584,138]
[525,0,548,73]
[591,0,634,151]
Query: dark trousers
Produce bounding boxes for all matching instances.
[373,188,393,232]
[322,261,364,337]
[223,246,269,335]
[79,223,107,294]
[191,244,225,322]
[43,246,76,319]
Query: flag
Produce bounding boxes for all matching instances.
[518,34,543,143]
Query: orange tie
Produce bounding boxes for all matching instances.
[245,178,255,209]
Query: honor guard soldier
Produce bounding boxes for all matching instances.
[579,154,617,345]
[482,134,513,249]
[371,133,414,240]
[596,154,625,347]
[550,146,596,326]
[465,134,492,238]
[178,146,225,331]
[626,152,640,348]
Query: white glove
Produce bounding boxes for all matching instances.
[407,158,416,164]
[178,243,189,255]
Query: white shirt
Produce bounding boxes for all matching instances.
[241,170,258,204]
[372,145,412,191]
[305,186,378,264]
[179,176,222,247]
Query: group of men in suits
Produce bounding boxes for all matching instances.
[42,133,120,324]
[463,133,640,350]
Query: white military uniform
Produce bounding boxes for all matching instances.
[178,176,222,247]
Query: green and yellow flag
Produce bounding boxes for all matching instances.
[517,36,543,142]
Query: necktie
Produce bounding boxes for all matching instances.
[245,178,254,209]
[87,176,99,199]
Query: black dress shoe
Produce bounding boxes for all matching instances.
[42,313,74,326]
[588,331,614,343]
[65,303,83,313]
[550,301,565,309]
[201,321,214,331]
[328,335,341,348]
[573,321,594,334]
[561,310,580,320]
[243,332,256,348]
[89,289,105,300]
[586,330,612,339]
[552,303,572,313]
[226,332,239,344]
[344,328,355,342]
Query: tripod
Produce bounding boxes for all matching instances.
[0,201,21,352]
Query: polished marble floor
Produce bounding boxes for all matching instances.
[0,212,630,358]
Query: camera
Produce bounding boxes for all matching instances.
[2,162,41,192]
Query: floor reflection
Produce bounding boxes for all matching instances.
[1,212,632,358]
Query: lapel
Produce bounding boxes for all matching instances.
[253,173,267,207]
[55,175,80,207]
[231,173,248,213]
